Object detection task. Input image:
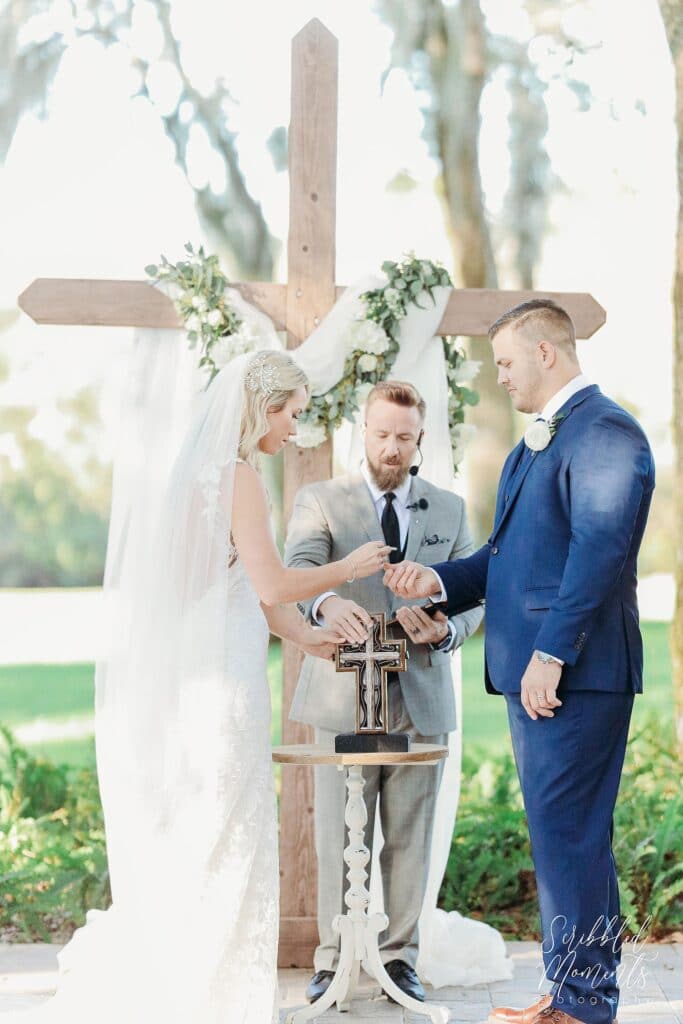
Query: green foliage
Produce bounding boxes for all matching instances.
[440,753,537,936]
[440,719,683,939]
[299,253,480,471]
[147,243,246,386]
[613,721,683,934]
[0,727,108,942]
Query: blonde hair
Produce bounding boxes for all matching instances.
[238,350,309,466]
[365,380,426,420]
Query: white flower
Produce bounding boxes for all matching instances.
[211,336,235,368]
[451,423,477,444]
[295,422,328,448]
[186,314,201,333]
[355,382,374,405]
[348,319,389,355]
[357,353,378,373]
[383,287,402,311]
[191,295,207,311]
[455,359,482,385]
[207,308,223,327]
[524,419,552,451]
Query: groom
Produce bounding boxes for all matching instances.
[285,380,483,1005]
[384,300,655,1024]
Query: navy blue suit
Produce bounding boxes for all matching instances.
[434,386,655,1024]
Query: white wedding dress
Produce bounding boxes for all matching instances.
[3,347,281,1022]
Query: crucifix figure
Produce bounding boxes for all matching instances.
[17,18,605,965]
[334,613,408,753]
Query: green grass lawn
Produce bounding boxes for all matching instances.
[0,622,673,768]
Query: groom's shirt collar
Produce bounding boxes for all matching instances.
[360,460,412,508]
[538,372,591,422]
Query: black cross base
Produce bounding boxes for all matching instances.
[334,731,411,754]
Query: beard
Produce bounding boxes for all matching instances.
[367,455,410,492]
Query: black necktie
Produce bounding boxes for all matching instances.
[381,492,402,564]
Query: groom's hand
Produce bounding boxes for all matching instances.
[520,655,563,720]
[396,606,448,646]
[383,560,441,600]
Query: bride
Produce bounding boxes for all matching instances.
[7,348,391,1024]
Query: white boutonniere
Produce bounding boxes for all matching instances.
[524,413,565,452]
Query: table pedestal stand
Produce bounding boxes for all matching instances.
[285,764,448,1024]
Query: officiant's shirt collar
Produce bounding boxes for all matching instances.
[538,372,591,421]
[360,461,412,506]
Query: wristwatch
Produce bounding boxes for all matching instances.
[535,649,563,666]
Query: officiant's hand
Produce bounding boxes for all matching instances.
[318,596,373,644]
[300,626,344,662]
[395,605,448,646]
[383,560,441,600]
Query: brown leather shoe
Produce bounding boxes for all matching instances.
[488,994,553,1024]
[530,1009,583,1024]
[490,996,618,1024]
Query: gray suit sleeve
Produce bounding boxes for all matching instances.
[447,499,484,647]
[284,485,333,621]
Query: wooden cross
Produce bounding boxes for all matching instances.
[17,18,606,966]
[336,613,407,735]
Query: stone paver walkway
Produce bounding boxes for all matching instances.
[0,941,680,1022]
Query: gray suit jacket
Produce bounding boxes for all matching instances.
[285,471,484,736]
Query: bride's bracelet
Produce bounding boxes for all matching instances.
[344,557,357,584]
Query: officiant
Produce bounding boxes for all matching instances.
[285,381,483,1005]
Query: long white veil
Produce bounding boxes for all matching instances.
[9,325,280,1022]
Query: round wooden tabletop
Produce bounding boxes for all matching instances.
[272,743,449,767]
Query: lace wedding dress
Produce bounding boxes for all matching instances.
[3,348,281,1023]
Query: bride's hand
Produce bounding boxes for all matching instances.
[300,626,343,662]
[345,541,395,581]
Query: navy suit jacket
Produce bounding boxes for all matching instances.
[435,385,655,694]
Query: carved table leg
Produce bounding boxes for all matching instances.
[286,764,449,1023]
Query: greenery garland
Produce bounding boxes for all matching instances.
[145,244,254,385]
[296,253,480,473]
[145,247,480,472]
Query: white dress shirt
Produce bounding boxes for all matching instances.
[538,372,591,421]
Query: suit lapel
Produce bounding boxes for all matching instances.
[403,477,430,563]
[348,472,385,544]
[490,385,600,544]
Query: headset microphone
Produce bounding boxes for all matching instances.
[409,432,424,476]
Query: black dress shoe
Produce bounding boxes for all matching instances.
[384,959,425,1003]
[305,970,335,1004]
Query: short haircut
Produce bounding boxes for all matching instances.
[365,380,426,420]
[488,299,576,352]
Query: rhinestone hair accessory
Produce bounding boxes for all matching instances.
[244,353,281,396]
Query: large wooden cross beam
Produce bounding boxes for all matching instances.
[17,18,605,967]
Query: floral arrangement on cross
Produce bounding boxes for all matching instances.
[145,247,480,472]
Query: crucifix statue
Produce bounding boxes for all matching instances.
[17,18,605,965]
[334,612,409,753]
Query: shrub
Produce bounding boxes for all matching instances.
[440,717,682,939]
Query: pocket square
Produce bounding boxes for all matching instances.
[424,534,450,546]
